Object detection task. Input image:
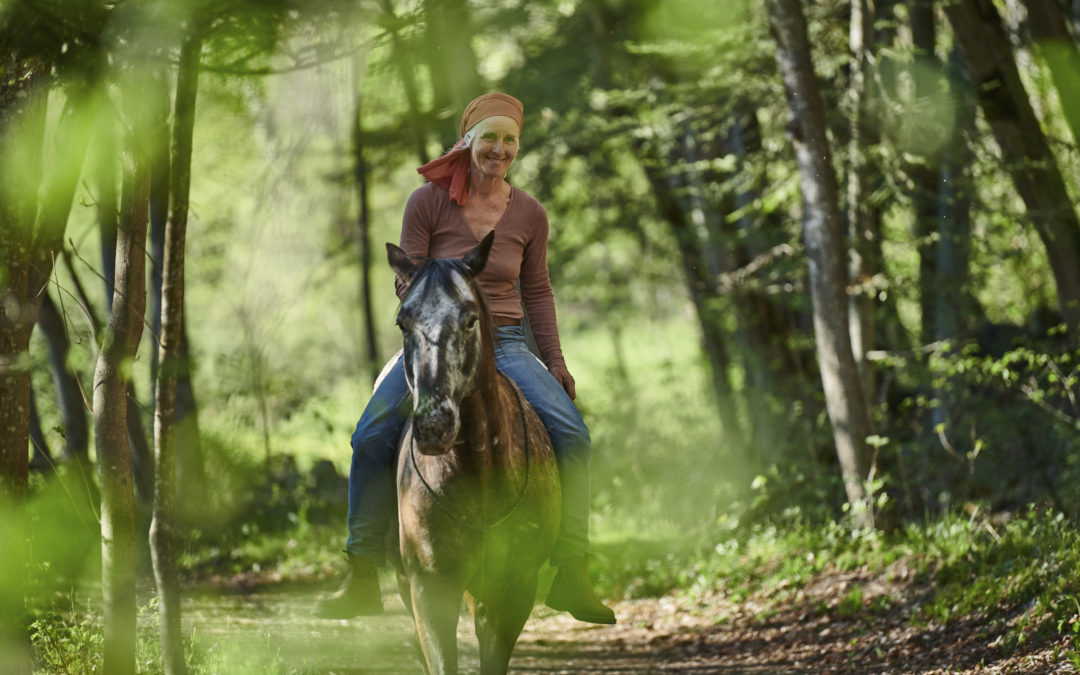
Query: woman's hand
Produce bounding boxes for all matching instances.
[549,364,577,400]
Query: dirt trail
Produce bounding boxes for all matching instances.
[184,570,1075,674]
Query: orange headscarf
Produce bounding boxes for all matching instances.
[416,93,524,206]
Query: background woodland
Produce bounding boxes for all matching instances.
[2,0,1080,672]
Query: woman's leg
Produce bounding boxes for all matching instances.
[346,352,411,563]
[493,327,591,563]
[314,353,410,619]
[493,327,614,623]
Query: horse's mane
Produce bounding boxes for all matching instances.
[404,257,498,357]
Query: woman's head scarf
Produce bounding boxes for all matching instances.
[416,93,524,206]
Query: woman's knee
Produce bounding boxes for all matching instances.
[548,418,590,459]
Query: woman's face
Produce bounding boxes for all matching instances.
[468,116,520,182]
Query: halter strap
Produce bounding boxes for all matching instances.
[408,371,532,532]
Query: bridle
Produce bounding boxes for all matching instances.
[408,370,532,532]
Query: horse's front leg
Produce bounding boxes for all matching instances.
[472,574,539,675]
[410,573,463,675]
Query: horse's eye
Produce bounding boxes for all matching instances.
[463,315,479,330]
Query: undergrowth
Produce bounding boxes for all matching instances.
[589,504,1080,662]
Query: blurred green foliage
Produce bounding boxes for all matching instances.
[6,0,1080,670]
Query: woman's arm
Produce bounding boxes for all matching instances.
[518,204,576,399]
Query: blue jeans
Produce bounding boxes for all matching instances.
[346,326,591,564]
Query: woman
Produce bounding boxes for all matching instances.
[313,92,615,625]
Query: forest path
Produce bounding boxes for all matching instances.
[184,568,1073,674]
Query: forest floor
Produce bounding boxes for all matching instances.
[185,558,1078,674]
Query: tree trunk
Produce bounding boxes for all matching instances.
[149,68,171,422]
[37,291,90,462]
[94,76,151,675]
[4,86,92,499]
[151,31,202,675]
[167,34,207,505]
[638,143,747,451]
[0,58,45,500]
[378,0,430,165]
[721,107,824,459]
[1,57,82,675]
[174,330,204,506]
[352,57,381,386]
[909,0,943,348]
[1025,0,1080,146]
[934,47,977,343]
[147,51,205,508]
[767,0,875,527]
[945,0,1080,336]
[848,0,881,403]
[423,0,482,144]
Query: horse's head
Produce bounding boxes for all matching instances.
[387,232,495,455]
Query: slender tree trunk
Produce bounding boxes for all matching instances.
[94,114,155,503]
[848,0,880,403]
[151,31,202,675]
[95,75,151,675]
[945,0,1080,336]
[935,47,977,343]
[929,47,978,458]
[101,206,156,504]
[909,0,943,348]
[174,330,204,504]
[767,0,875,527]
[638,145,747,450]
[352,57,381,386]
[37,291,89,462]
[378,0,430,165]
[166,34,207,505]
[149,69,171,421]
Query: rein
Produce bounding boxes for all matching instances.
[409,370,532,532]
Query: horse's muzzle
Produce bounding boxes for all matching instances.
[412,400,460,455]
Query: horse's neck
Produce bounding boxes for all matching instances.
[456,363,519,477]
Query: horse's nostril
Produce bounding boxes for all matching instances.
[413,401,460,452]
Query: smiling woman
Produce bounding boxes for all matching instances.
[312,92,616,630]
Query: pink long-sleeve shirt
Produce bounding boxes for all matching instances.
[395,182,566,371]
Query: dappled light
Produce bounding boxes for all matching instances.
[3,0,1080,672]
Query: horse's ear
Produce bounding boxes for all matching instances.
[464,231,495,277]
[387,243,416,283]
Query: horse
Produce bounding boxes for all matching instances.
[386,231,561,675]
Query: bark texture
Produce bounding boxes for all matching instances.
[767,0,875,526]
[150,32,201,675]
[847,0,881,402]
[94,78,151,675]
[945,0,1080,335]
